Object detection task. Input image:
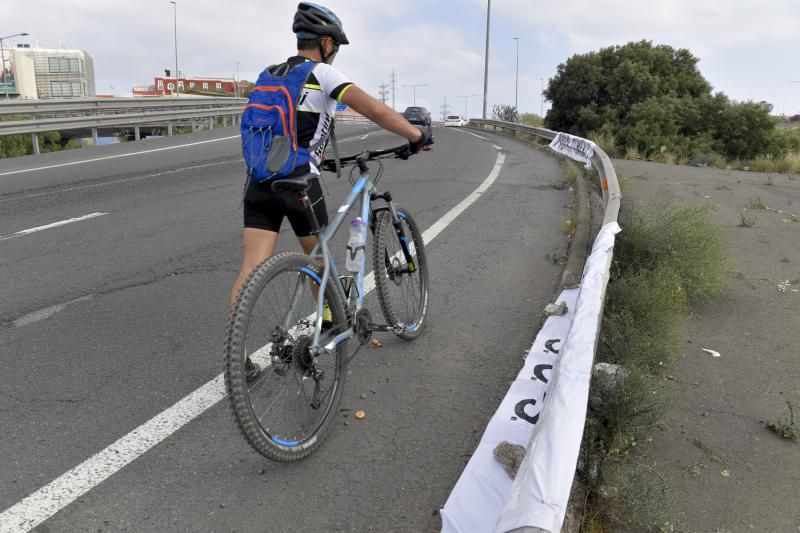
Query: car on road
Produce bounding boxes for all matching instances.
[444,115,467,127]
[402,106,432,126]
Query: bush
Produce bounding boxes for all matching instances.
[614,195,729,303]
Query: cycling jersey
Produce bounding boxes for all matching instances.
[285,56,353,174]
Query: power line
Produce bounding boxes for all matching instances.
[390,70,398,111]
[440,97,451,122]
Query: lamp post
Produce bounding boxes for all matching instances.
[512,37,519,110]
[170,1,179,97]
[0,32,29,100]
[540,77,544,117]
[482,0,491,118]
[402,83,427,106]
[456,94,477,119]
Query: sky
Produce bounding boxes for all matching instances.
[5,0,800,118]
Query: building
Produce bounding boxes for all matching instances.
[0,44,95,99]
[155,75,236,96]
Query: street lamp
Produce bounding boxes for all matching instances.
[170,1,179,97]
[512,37,519,110]
[540,77,544,117]
[402,83,427,106]
[482,0,491,118]
[0,32,29,100]
[456,94,477,119]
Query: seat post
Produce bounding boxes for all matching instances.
[299,193,323,235]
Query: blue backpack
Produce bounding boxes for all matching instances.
[241,60,324,182]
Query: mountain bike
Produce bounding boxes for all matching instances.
[224,143,429,461]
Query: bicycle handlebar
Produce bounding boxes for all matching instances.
[336,143,411,165]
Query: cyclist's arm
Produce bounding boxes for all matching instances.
[341,86,423,143]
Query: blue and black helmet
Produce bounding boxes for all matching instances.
[293,2,349,45]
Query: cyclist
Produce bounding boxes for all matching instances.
[230,2,433,380]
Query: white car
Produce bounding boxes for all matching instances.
[444,115,467,127]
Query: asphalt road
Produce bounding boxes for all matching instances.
[0,124,568,532]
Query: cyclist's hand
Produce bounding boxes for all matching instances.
[408,127,434,155]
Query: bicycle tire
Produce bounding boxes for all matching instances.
[224,252,347,461]
[372,207,429,340]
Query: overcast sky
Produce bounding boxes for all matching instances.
[6,1,800,117]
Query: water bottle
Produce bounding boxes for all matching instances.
[345,217,367,272]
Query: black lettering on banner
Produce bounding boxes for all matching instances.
[533,363,553,383]
[514,399,540,425]
[544,339,561,354]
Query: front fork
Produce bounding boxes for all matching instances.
[371,191,416,273]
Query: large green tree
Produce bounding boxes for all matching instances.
[544,40,781,160]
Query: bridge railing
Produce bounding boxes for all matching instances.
[441,119,621,533]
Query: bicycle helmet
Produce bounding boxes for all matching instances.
[293,2,349,45]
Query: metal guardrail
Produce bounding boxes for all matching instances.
[0,97,247,155]
[0,97,245,116]
[442,119,622,533]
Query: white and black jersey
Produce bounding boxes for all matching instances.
[285,56,353,174]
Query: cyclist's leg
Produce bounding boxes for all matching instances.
[229,228,279,310]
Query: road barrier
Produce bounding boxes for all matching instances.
[441,119,621,533]
[0,97,247,155]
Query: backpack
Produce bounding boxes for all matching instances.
[241,60,335,182]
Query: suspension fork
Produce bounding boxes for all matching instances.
[371,191,416,272]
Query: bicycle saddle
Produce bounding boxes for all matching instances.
[270,173,317,195]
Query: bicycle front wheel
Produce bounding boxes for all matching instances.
[224,252,347,461]
[372,207,429,340]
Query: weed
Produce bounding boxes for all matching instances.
[589,129,617,157]
[766,402,799,441]
[739,210,757,228]
[766,174,774,186]
[614,194,729,303]
[625,146,641,160]
[562,160,579,184]
[749,197,768,210]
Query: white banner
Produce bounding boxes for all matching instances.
[440,288,579,533]
[441,222,621,533]
[548,133,596,168]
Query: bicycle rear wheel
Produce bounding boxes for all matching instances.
[224,252,347,461]
[372,207,429,340]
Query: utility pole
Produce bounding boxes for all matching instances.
[390,70,398,111]
[440,97,451,122]
[456,94,477,119]
[378,82,389,105]
[402,83,427,106]
[482,0,491,118]
[540,78,544,117]
[513,37,519,110]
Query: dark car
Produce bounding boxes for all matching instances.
[402,106,432,126]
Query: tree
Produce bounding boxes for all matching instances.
[545,41,710,136]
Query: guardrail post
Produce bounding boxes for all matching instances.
[31,133,40,155]
[209,117,214,130]
[168,123,173,136]
[222,116,227,128]
[134,126,141,141]
[92,128,99,146]
[192,120,197,133]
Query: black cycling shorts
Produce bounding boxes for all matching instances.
[243,175,328,237]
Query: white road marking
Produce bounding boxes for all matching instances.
[460,129,489,141]
[0,136,240,177]
[0,151,506,533]
[0,213,107,242]
[12,296,93,328]
[0,131,377,178]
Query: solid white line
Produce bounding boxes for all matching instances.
[0,136,240,177]
[0,151,506,533]
[0,131,377,179]
[0,213,107,241]
[459,129,489,141]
